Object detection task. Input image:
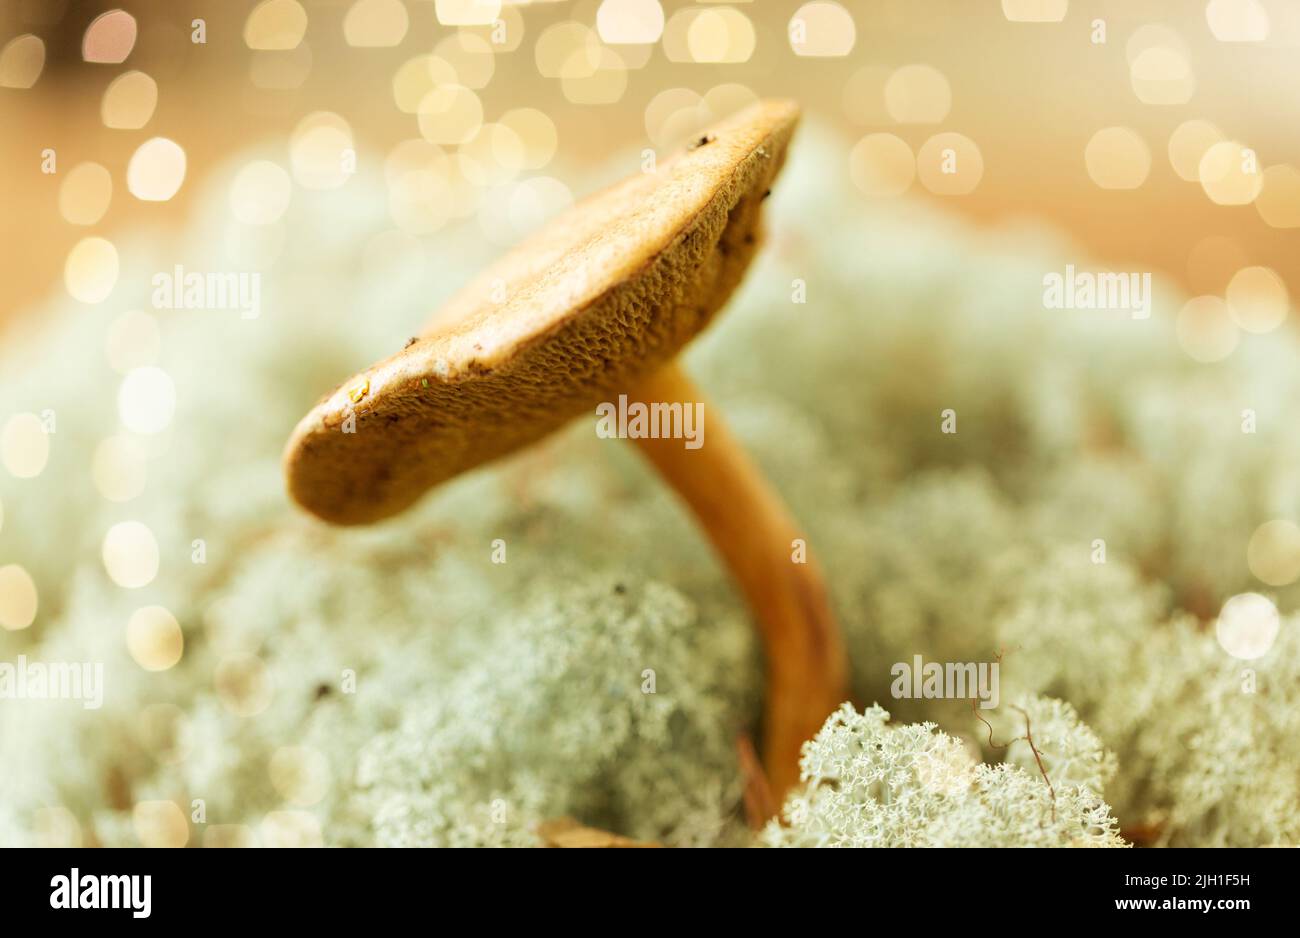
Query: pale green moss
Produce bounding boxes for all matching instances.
[763,703,1125,848]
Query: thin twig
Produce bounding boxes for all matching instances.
[1011,704,1056,823]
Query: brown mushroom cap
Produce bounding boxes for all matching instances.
[285,99,800,525]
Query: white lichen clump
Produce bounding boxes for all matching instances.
[763,703,1124,848]
[357,577,758,847]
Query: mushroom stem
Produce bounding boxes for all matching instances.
[625,362,848,810]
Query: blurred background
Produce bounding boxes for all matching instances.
[4,0,1300,851]
[1,0,1298,335]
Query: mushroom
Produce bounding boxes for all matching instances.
[283,100,847,807]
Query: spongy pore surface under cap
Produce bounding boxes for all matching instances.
[284,100,800,526]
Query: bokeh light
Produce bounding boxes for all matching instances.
[535,22,601,78]
[1126,24,1190,65]
[82,9,137,64]
[703,83,759,123]
[269,746,331,806]
[0,564,38,631]
[463,5,524,52]
[435,0,500,27]
[1215,592,1279,660]
[917,132,983,195]
[644,87,704,149]
[561,46,627,105]
[133,800,189,848]
[101,71,157,129]
[498,108,558,170]
[458,124,525,186]
[127,138,187,201]
[58,162,112,226]
[126,605,184,671]
[417,85,483,145]
[64,237,119,303]
[1,413,50,479]
[1225,265,1288,333]
[884,65,952,124]
[343,0,409,47]
[663,7,756,64]
[1001,0,1067,22]
[1167,119,1223,182]
[1129,45,1194,105]
[1198,140,1262,205]
[0,34,45,89]
[434,33,495,89]
[1206,0,1270,42]
[260,810,323,848]
[392,55,458,113]
[1247,520,1300,587]
[850,133,915,198]
[102,520,160,589]
[1085,127,1150,190]
[597,0,665,45]
[244,0,308,50]
[788,2,857,57]
[290,112,354,190]
[1255,165,1300,228]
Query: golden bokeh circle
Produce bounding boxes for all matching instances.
[101,70,157,128]
[0,564,38,631]
[127,137,187,201]
[884,64,951,124]
[126,605,184,671]
[64,237,119,303]
[1199,140,1263,205]
[1247,520,1300,587]
[102,520,160,589]
[1225,265,1288,334]
[1085,127,1150,190]
[1,413,49,479]
[917,132,983,195]
[850,133,915,198]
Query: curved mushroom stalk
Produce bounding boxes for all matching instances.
[628,363,848,801]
